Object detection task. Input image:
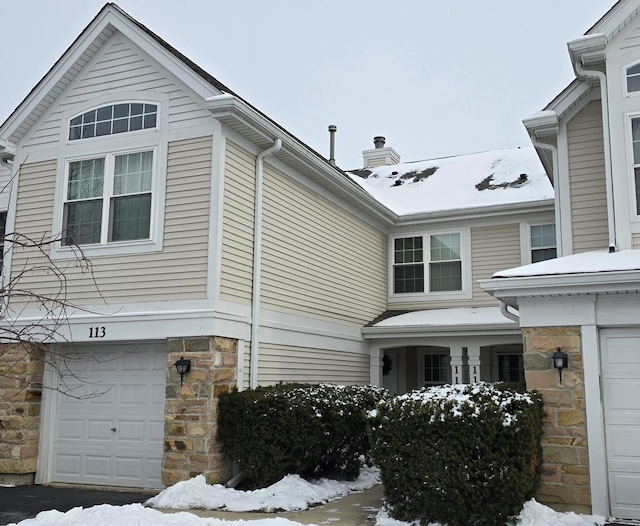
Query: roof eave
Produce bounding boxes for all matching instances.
[395,198,554,226]
[362,322,519,339]
[206,95,398,226]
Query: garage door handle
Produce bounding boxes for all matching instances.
[110,427,117,432]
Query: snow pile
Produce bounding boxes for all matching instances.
[374,500,606,526]
[146,464,381,511]
[9,504,306,526]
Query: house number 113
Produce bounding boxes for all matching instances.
[89,326,106,338]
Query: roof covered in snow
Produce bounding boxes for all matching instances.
[371,306,515,328]
[346,147,553,216]
[494,249,640,278]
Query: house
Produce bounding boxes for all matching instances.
[480,0,640,520]
[0,2,555,495]
[347,142,554,394]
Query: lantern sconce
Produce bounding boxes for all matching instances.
[175,356,191,386]
[552,348,569,382]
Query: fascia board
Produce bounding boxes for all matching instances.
[479,270,640,299]
[588,1,639,39]
[395,200,554,226]
[362,323,519,339]
[206,95,398,226]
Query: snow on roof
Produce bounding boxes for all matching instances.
[347,147,553,216]
[494,249,640,278]
[373,306,515,328]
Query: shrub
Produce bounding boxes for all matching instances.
[368,382,544,526]
[217,383,387,488]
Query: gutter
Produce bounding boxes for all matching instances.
[569,35,617,252]
[249,138,282,389]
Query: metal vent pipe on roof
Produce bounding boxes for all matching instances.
[328,125,337,166]
[373,136,385,149]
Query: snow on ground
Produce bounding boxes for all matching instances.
[146,465,381,511]
[8,466,607,526]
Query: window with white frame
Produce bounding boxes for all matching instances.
[627,63,640,94]
[632,117,640,216]
[530,224,556,263]
[62,150,154,246]
[393,232,463,294]
[69,103,157,141]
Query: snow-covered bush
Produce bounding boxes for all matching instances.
[217,383,388,488]
[368,382,544,526]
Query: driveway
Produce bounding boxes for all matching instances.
[0,485,156,525]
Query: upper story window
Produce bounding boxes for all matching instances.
[632,117,640,216]
[62,150,154,246]
[627,63,640,94]
[392,231,465,295]
[530,224,556,263]
[69,103,157,141]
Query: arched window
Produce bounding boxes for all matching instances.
[69,103,157,140]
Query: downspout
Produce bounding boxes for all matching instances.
[574,62,617,252]
[500,301,520,323]
[250,138,282,389]
[530,138,563,256]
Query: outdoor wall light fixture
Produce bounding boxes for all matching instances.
[552,348,568,382]
[175,356,191,386]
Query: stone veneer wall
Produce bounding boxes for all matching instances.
[162,336,237,486]
[522,327,590,513]
[0,344,43,485]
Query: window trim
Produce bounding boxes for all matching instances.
[60,147,157,248]
[623,59,640,97]
[53,96,167,260]
[389,228,471,301]
[528,222,557,264]
[627,112,640,223]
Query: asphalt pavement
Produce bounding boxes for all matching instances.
[0,484,156,525]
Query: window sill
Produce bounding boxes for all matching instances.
[52,239,162,260]
[388,289,472,303]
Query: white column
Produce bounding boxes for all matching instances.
[450,345,465,384]
[467,344,481,383]
[370,344,383,387]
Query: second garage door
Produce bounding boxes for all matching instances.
[601,329,640,520]
[52,342,166,489]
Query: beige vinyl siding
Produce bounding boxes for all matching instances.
[260,164,387,325]
[567,100,608,253]
[255,343,369,386]
[219,141,256,305]
[24,34,212,154]
[633,234,640,249]
[10,137,212,306]
[390,223,520,310]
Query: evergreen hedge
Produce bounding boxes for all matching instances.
[367,382,544,526]
[217,383,387,488]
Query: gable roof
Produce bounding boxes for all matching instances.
[346,147,553,218]
[0,3,396,226]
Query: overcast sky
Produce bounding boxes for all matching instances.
[0,0,615,169]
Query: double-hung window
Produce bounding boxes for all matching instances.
[393,232,464,295]
[627,63,640,95]
[530,224,556,263]
[632,117,640,216]
[63,150,154,246]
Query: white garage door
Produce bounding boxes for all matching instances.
[601,329,640,520]
[52,342,166,489]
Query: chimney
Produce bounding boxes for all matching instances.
[362,136,400,168]
[328,124,337,166]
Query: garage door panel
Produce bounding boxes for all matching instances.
[602,330,640,520]
[53,342,166,489]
